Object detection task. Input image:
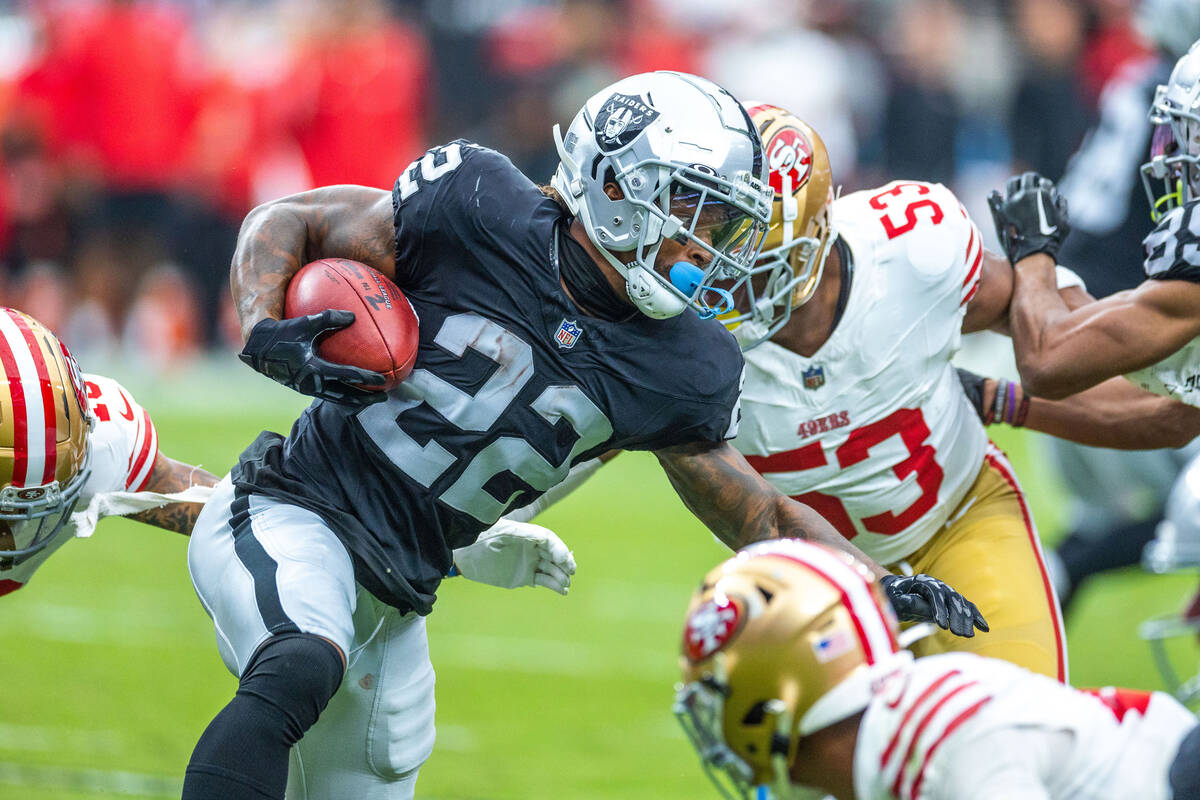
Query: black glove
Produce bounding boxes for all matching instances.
[239,311,387,405]
[880,573,989,638]
[956,367,987,422]
[987,171,1070,264]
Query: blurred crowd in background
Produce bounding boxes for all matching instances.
[0,0,1173,365]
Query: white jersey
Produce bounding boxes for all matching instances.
[0,374,157,596]
[735,181,988,563]
[1127,201,1200,407]
[854,652,1196,800]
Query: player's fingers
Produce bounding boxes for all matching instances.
[534,571,569,595]
[537,561,571,588]
[311,357,388,387]
[947,595,976,638]
[986,190,1004,214]
[538,535,575,574]
[923,583,951,631]
[1005,175,1022,197]
[314,308,357,332]
[972,604,990,633]
[1020,171,1040,192]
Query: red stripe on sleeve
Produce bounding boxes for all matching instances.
[890,681,980,798]
[960,280,981,307]
[906,695,992,800]
[0,579,24,597]
[127,407,156,489]
[961,238,983,290]
[880,669,962,769]
[133,412,158,491]
[0,321,29,487]
[10,311,57,485]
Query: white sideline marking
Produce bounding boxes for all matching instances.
[0,761,181,798]
[0,723,128,756]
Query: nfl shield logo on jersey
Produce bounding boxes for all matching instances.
[555,319,582,349]
[802,365,825,390]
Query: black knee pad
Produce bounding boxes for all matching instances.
[1170,723,1200,799]
[238,632,345,745]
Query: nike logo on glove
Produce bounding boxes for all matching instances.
[1037,193,1057,236]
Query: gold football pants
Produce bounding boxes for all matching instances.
[890,444,1068,681]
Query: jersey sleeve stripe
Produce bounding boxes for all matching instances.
[127,408,157,490]
[905,695,993,800]
[0,315,31,487]
[889,679,981,798]
[961,229,983,290]
[985,444,1068,682]
[960,280,981,307]
[879,669,962,769]
[9,312,57,486]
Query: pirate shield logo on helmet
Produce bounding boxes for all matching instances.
[593,92,660,152]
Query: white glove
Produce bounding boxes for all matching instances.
[452,518,577,595]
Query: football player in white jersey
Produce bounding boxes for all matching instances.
[675,538,1200,800]
[989,39,1200,406]
[722,103,1067,679]
[0,307,218,595]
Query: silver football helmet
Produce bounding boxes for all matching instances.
[1140,452,1200,706]
[1141,39,1200,221]
[551,72,773,320]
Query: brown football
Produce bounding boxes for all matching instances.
[283,258,419,391]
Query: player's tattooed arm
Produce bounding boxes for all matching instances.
[1011,254,1200,398]
[655,441,889,578]
[127,454,220,536]
[231,186,396,341]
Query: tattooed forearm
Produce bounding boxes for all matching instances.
[656,441,889,577]
[129,502,207,536]
[127,454,219,536]
[231,186,398,341]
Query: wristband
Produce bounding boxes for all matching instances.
[1055,265,1087,292]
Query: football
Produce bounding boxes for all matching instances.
[283,258,419,391]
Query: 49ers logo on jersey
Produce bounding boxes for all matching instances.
[683,594,743,662]
[765,127,813,197]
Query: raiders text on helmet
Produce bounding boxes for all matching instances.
[551,72,773,320]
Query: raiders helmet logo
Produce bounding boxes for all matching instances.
[765,126,814,197]
[594,92,660,152]
[683,594,743,662]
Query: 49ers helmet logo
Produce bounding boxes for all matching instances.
[765,127,813,197]
[683,594,744,662]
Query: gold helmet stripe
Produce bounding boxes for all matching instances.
[0,309,57,488]
[741,540,900,661]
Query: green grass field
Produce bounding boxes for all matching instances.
[0,363,1195,799]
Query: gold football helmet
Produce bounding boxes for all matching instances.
[0,308,91,565]
[722,103,836,350]
[674,539,902,800]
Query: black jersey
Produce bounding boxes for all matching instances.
[234,142,744,614]
[1143,199,1200,284]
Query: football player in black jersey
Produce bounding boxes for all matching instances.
[182,72,984,800]
[989,40,1200,405]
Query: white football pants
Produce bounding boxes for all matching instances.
[188,475,436,800]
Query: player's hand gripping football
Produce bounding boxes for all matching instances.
[880,574,989,638]
[452,519,577,595]
[987,171,1070,265]
[239,311,388,405]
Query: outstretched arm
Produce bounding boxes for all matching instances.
[655,440,889,577]
[1009,254,1200,398]
[232,186,396,341]
[126,454,219,535]
[958,368,1200,450]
